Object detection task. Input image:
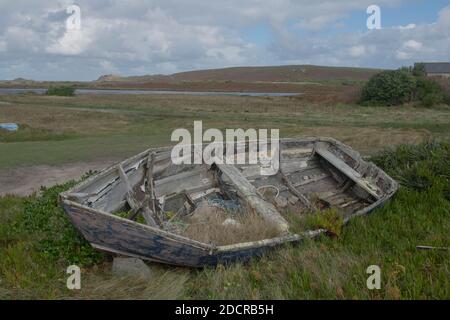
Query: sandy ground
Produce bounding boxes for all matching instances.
[0,160,117,197]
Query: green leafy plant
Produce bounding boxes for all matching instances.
[307,208,344,237]
[13,181,104,266]
[415,78,446,107]
[361,66,449,107]
[361,69,416,106]
[412,63,426,77]
[46,86,76,97]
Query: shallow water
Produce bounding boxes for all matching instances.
[0,88,300,97]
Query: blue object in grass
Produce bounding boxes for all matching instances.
[0,123,19,131]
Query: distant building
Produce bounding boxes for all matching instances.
[416,62,450,78]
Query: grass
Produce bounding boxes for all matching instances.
[0,93,449,169]
[0,141,448,299]
[179,203,281,246]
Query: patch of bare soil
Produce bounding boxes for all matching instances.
[0,160,116,197]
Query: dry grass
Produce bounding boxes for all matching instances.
[188,242,364,299]
[179,203,282,246]
[0,103,129,136]
[283,126,432,154]
[0,92,448,168]
[67,264,188,300]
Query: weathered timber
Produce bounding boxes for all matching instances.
[118,164,142,212]
[216,163,289,232]
[315,144,380,200]
[154,166,214,198]
[118,164,158,228]
[146,152,157,213]
[279,168,314,210]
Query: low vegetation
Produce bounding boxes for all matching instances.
[46,86,76,97]
[361,69,417,106]
[0,141,448,299]
[0,93,449,169]
[361,66,449,107]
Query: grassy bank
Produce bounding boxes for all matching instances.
[0,141,448,299]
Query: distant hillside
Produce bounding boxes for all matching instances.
[96,65,383,83]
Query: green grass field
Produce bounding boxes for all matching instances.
[0,93,449,299]
[1,93,449,168]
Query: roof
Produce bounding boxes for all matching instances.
[419,62,450,74]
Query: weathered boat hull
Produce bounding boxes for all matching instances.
[61,199,307,266]
[60,137,398,267]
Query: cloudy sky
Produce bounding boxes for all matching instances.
[0,0,449,81]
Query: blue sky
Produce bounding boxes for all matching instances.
[0,0,449,80]
[244,1,450,46]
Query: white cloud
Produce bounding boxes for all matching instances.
[0,40,6,52]
[398,23,416,30]
[47,29,92,55]
[395,50,410,60]
[0,1,448,80]
[271,5,450,68]
[404,40,422,51]
[349,45,366,57]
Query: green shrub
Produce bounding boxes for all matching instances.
[421,93,442,108]
[412,63,426,77]
[415,78,446,107]
[45,86,75,97]
[445,93,450,106]
[361,70,416,106]
[307,208,344,237]
[13,180,104,266]
[361,67,449,107]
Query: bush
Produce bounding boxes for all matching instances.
[361,67,449,107]
[46,86,75,96]
[361,70,416,106]
[13,180,104,266]
[415,78,446,107]
[412,63,426,77]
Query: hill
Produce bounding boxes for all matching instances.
[96,65,382,83]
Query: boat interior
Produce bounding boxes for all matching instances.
[63,139,391,241]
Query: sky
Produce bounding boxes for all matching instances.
[0,0,449,81]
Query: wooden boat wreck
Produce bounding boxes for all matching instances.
[59,138,398,267]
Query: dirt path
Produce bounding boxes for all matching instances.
[0,160,117,197]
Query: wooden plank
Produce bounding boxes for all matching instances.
[118,164,159,228]
[217,164,289,232]
[146,152,157,213]
[118,164,141,212]
[154,166,214,197]
[141,207,158,227]
[315,145,380,200]
[279,169,314,210]
[238,158,316,179]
